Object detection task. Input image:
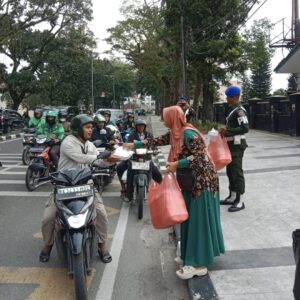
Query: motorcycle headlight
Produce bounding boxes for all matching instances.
[67,210,88,229]
[37,137,47,144]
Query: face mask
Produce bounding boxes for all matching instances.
[60,118,66,122]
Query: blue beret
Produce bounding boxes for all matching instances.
[225,86,241,97]
[179,95,188,102]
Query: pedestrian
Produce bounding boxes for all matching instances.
[124,106,225,279]
[176,96,196,123]
[219,85,249,212]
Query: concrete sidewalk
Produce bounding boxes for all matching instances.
[149,115,300,300]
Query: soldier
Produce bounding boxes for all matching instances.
[219,86,249,212]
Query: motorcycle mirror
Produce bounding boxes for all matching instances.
[98,150,111,159]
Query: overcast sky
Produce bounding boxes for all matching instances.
[90,0,295,91]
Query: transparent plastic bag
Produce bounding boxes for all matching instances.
[148,173,188,229]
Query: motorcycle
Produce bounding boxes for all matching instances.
[47,158,109,300]
[22,128,37,165]
[25,136,57,191]
[122,147,160,219]
[92,139,117,193]
[121,128,134,143]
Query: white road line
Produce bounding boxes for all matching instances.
[0,191,49,197]
[0,180,25,184]
[102,192,121,197]
[0,137,22,144]
[0,162,23,174]
[0,160,22,162]
[0,154,20,156]
[95,203,130,300]
[1,165,27,169]
[0,171,26,175]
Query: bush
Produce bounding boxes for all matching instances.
[192,120,219,133]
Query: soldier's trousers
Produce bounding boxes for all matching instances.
[41,191,108,246]
[226,146,245,194]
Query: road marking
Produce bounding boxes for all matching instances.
[0,137,22,144]
[0,171,26,175]
[0,154,20,156]
[0,191,49,197]
[1,165,27,168]
[102,192,120,197]
[95,202,130,300]
[0,266,95,300]
[0,180,24,184]
[0,163,22,173]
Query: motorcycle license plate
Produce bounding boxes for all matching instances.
[56,184,94,201]
[30,147,44,153]
[131,161,150,170]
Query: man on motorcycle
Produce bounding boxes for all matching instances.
[91,114,115,143]
[117,118,162,200]
[28,108,45,130]
[122,113,135,131]
[37,110,64,167]
[39,114,118,263]
[100,110,116,126]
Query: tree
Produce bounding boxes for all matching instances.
[0,0,93,109]
[241,75,251,103]
[273,88,287,96]
[288,74,298,93]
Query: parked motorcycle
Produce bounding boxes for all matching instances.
[25,136,57,191]
[122,148,160,219]
[47,159,109,300]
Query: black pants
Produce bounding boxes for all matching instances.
[50,145,60,166]
[116,160,162,183]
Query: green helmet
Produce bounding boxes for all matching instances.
[94,114,105,123]
[45,110,58,118]
[71,114,94,138]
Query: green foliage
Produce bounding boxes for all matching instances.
[193,120,219,134]
[272,88,287,96]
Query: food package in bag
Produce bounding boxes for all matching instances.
[148,173,188,229]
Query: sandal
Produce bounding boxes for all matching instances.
[176,266,207,280]
[98,250,112,263]
[39,246,53,263]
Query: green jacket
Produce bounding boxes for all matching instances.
[225,104,249,137]
[106,120,116,126]
[28,117,45,130]
[37,122,65,141]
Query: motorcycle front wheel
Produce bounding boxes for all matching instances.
[137,185,145,220]
[22,148,31,165]
[25,168,41,191]
[73,252,88,300]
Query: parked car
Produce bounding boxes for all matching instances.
[0,109,25,134]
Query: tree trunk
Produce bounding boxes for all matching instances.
[202,76,214,122]
[9,87,22,111]
[193,70,202,120]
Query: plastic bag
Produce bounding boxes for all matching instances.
[207,131,232,171]
[148,173,188,229]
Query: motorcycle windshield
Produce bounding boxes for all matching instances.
[64,199,86,215]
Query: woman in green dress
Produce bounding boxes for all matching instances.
[125,105,225,279]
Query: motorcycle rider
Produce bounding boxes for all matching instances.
[28,108,45,130]
[122,113,135,131]
[58,111,71,133]
[100,110,116,126]
[117,118,162,200]
[39,114,119,263]
[91,114,115,143]
[37,111,64,167]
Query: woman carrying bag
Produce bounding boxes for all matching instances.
[124,106,225,280]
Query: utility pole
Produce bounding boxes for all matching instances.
[91,55,94,113]
[112,76,116,108]
[181,13,187,97]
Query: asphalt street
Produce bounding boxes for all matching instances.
[0,136,189,300]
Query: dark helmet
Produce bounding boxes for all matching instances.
[101,110,111,116]
[34,108,43,119]
[71,114,94,138]
[135,119,146,127]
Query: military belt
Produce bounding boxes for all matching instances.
[226,135,245,142]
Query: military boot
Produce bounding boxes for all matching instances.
[220,191,236,205]
[228,194,245,212]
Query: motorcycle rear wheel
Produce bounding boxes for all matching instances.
[137,185,145,220]
[25,168,41,191]
[73,252,88,300]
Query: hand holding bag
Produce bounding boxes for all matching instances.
[148,173,188,229]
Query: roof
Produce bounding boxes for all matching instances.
[274,44,300,73]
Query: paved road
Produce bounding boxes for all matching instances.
[0,137,189,300]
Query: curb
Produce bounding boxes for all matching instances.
[0,132,24,141]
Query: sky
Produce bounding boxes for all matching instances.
[90,0,295,91]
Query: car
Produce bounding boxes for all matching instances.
[0,109,25,134]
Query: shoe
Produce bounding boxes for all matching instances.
[174,256,183,265]
[98,250,112,263]
[176,266,207,280]
[39,245,53,263]
[120,190,130,203]
[220,191,236,205]
[228,201,245,212]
